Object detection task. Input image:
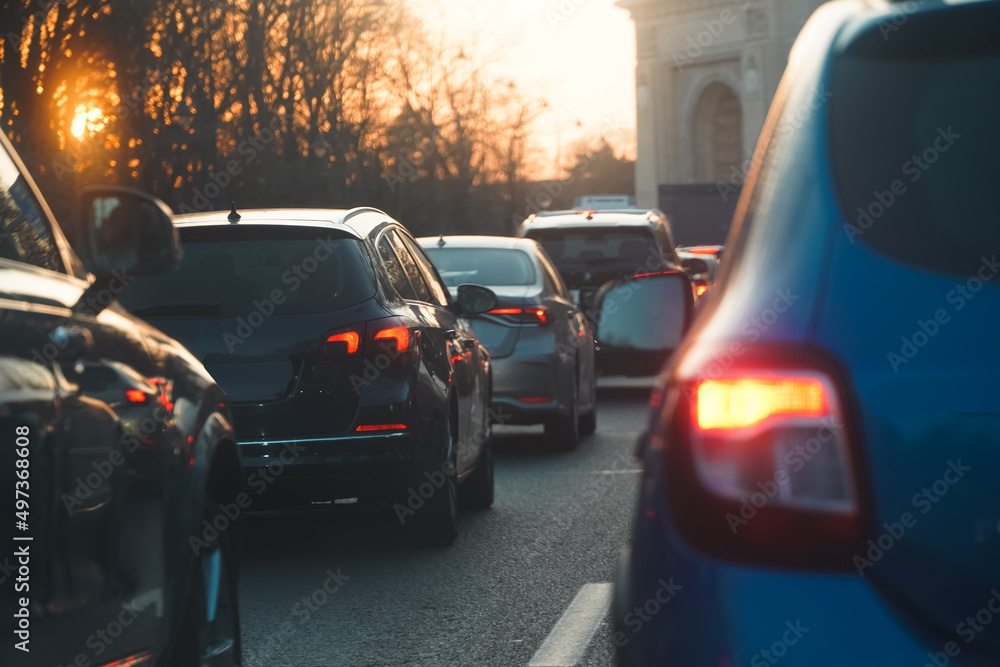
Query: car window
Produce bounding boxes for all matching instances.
[526,227,663,275]
[831,40,999,276]
[0,144,64,273]
[397,233,449,306]
[120,226,375,318]
[377,233,417,301]
[423,247,536,288]
[387,230,433,302]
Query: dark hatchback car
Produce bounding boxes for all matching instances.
[618,1,1000,665]
[420,236,597,450]
[121,209,497,545]
[0,133,243,666]
[517,208,680,304]
[518,209,686,377]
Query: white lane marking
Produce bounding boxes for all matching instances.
[529,583,614,667]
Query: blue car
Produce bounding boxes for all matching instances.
[617,1,1000,665]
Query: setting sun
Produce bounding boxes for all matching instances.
[70,105,105,139]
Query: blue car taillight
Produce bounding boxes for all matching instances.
[660,343,871,569]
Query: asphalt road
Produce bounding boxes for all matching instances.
[238,381,652,667]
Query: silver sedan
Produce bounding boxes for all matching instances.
[419,235,597,451]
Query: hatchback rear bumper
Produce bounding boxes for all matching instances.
[237,432,443,509]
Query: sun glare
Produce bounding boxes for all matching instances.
[71,106,105,139]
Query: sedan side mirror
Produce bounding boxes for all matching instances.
[592,271,693,377]
[455,284,498,316]
[74,186,180,314]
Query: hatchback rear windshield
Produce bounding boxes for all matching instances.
[423,247,536,287]
[525,227,660,274]
[830,27,999,276]
[120,226,376,318]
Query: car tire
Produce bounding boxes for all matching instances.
[405,416,459,546]
[462,442,494,510]
[545,379,580,452]
[579,409,597,436]
[168,493,242,667]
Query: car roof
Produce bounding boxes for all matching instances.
[172,207,396,240]
[416,235,537,251]
[520,210,664,231]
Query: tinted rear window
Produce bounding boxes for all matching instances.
[120,226,375,318]
[525,227,661,274]
[831,22,1000,275]
[423,247,536,287]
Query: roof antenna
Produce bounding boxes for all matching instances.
[437,234,446,247]
[228,202,241,224]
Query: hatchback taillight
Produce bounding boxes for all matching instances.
[319,317,418,362]
[662,344,870,569]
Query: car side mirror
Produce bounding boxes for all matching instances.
[591,271,693,377]
[456,284,498,316]
[74,186,180,314]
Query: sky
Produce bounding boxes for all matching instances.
[406,0,638,178]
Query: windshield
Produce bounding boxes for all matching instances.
[525,227,662,274]
[120,227,376,318]
[423,247,536,287]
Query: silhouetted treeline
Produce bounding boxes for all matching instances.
[0,0,571,238]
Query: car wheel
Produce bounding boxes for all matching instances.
[462,441,494,510]
[579,409,597,436]
[169,494,242,667]
[405,416,459,546]
[545,377,580,452]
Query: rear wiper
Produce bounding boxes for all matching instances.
[130,303,222,318]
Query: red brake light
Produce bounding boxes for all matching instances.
[374,326,410,352]
[688,246,720,255]
[633,270,679,279]
[327,331,360,354]
[356,424,407,432]
[694,284,709,297]
[487,308,550,325]
[661,346,869,569]
[694,376,827,430]
[126,389,146,403]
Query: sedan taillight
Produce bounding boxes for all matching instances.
[487,308,550,325]
[662,344,870,569]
